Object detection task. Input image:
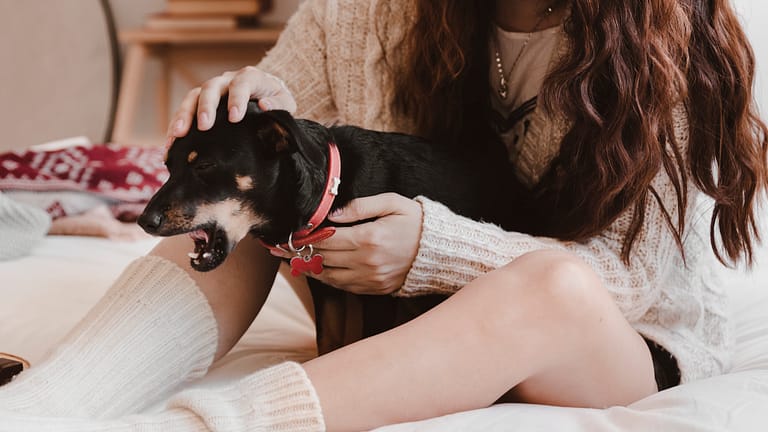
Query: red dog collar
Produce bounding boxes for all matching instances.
[261,141,341,255]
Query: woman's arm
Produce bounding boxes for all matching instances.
[401,197,670,321]
[398,162,689,322]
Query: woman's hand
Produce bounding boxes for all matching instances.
[167,66,297,144]
[272,193,424,295]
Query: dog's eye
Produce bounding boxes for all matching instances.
[194,161,216,172]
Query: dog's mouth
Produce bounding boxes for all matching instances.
[187,224,230,272]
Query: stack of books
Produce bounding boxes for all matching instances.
[145,0,271,31]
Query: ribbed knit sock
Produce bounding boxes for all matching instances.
[0,256,219,419]
[0,192,51,261]
[0,362,326,432]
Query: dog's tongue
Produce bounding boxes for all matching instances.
[189,229,209,244]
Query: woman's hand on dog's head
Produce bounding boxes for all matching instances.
[269,193,423,295]
[167,66,297,146]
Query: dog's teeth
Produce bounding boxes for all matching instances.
[187,252,198,259]
[202,252,212,259]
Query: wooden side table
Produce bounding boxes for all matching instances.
[112,26,283,146]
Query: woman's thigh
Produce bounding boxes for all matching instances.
[491,250,658,407]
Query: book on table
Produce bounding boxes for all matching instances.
[146,12,239,30]
[165,0,261,16]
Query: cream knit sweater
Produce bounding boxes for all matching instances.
[258,0,731,383]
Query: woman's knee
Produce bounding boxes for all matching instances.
[484,250,610,330]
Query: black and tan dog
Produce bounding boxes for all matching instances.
[139,100,513,352]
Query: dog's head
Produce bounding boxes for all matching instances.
[138,100,327,272]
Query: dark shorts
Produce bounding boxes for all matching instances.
[644,338,681,391]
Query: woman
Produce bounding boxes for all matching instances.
[1,0,766,431]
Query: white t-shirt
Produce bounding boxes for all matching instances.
[490,25,561,164]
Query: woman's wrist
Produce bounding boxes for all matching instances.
[397,196,502,296]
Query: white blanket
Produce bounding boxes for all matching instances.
[1,235,767,431]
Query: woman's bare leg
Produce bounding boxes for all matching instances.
[150,234,280,362]
[305,250,657,431]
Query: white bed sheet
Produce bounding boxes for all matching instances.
[1,235,768,431]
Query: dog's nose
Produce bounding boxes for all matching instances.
[137,210,165,233]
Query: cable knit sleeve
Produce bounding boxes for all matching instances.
[256,0,338,123]
[397,112,692,323]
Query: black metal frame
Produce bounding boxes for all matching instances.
[99,0,121,143]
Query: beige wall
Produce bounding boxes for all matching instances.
[0,1,300,151]
[0,1,113,151]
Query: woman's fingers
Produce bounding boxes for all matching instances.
[226,67,297,119]
[226,72,255,123]
[256,73,297,113]
[313,249,357,269]
[312,226,363,251]
[196,73,234,130]
[167,66,296,140]
[266,193,422,295]
[168,87,202,138]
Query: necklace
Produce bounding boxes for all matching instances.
[494,3,557,100]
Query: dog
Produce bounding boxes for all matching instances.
[139,99,515,352]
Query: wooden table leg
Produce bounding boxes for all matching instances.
[156,45,170,139]
[175,63,201,88]
[112,43,148,145]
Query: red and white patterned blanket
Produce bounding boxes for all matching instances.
[0,144,167,219]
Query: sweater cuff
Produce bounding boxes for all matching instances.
[397,196,515,297]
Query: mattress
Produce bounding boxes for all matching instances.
[1,234,767,431]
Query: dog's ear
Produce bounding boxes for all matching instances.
[258,109,295,154]
[247,104,323,162]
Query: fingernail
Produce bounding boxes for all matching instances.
[199,112,210,128]
[172,119,184,134]
[260,100,273,111]
[229,106,240,122]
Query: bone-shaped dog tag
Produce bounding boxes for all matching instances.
[290,254,324,277]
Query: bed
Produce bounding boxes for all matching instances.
[1,225,768,431]
[2,1,768,429]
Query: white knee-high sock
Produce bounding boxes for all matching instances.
[0,255,219,419]
[0,362,325,432]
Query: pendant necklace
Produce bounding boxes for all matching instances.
[494,3,557,100]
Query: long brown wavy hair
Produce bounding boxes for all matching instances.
[393,0,768,265]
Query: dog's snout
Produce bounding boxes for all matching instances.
[138,209,166,233]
